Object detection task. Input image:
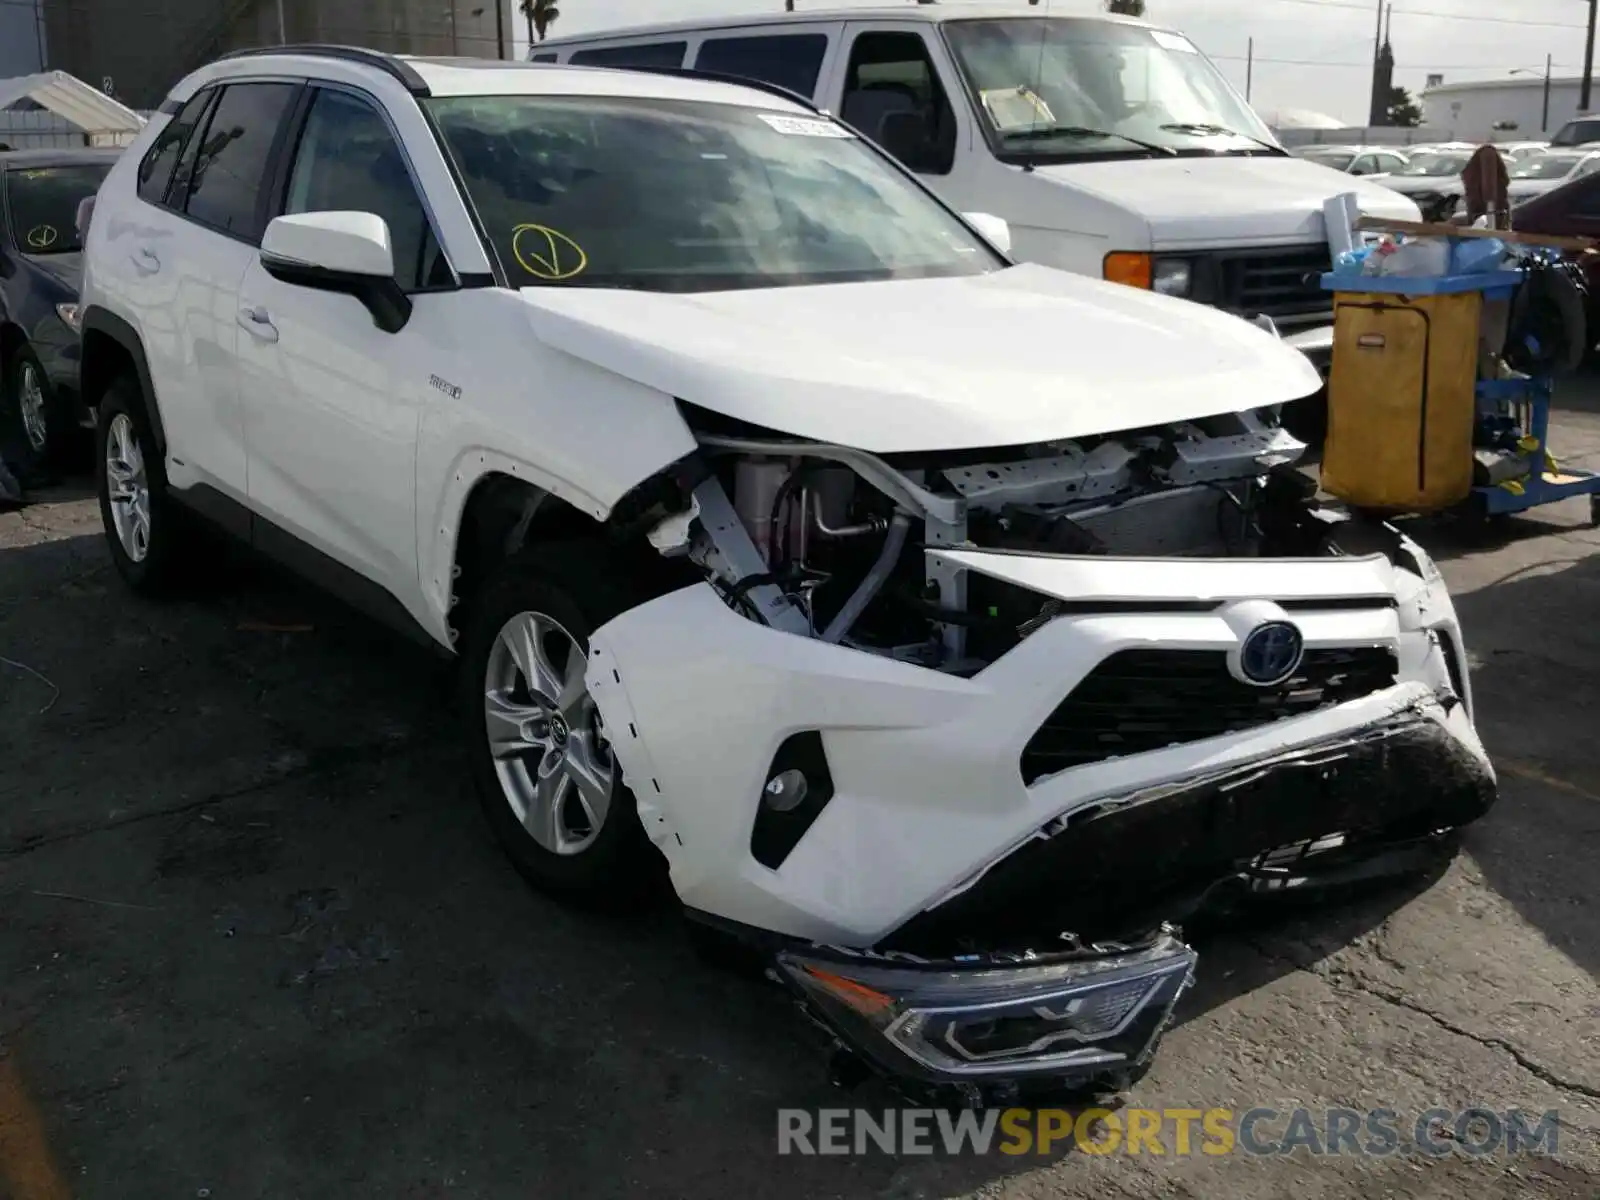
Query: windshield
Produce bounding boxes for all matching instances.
[424,95,1003,292]
[1552,118,1600,147]
[943,17,1279,161]
[1511,154,1585,179]
[4,163,110,254]
[1394,152,1469,177]
[1301,149,1356,170]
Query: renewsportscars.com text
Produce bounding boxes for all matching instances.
[777,1106,1563,1158]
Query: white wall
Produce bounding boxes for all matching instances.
[1423,79,1588,141]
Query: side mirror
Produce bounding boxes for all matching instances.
[962,211,1013,256]
[259,211,411,334]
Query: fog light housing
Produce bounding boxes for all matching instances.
[763,769,809,812]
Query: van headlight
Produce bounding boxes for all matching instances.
[1152,259,1193,297]
[1103,253,1193,297]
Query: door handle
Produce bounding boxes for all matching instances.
[131,246,161,275]
[237,305,279,343]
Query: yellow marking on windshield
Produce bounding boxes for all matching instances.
[24,226,58,250]
[512,224,588,281]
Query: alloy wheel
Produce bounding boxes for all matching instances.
[18,362,47,454]
[105,413,151,563]
[483,610,614,856]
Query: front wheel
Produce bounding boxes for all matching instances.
[94,375,197,594]
[459,546,665,910]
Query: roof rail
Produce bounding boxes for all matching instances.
[606,65,823,114]
[215,44,431,95]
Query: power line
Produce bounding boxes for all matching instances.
[1250,0,1586,31]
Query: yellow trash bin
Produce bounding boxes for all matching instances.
[1320,285,1487,511]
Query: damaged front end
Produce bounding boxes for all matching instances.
[587,401,1497,1100]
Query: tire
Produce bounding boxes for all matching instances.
[459,541,666,911]
[1,346,70,478]
[94,374,197,594]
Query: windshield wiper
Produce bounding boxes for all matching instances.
[1002,125,1178,157]
[1159,122,1285,154]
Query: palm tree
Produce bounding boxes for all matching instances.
[520,0,561,44]
[1106,0,1146,14]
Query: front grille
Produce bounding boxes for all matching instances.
[1215,245,1332,326]
[1020,647,1398,784]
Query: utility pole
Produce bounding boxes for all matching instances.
[275,0,286,44]
[1545,52,1554,132]
[1584,0,1598,112]
[1369,0,1384,127]
[1246,37,1254,102]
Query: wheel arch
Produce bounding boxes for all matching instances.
[443,467,606,644]
[0,320,27,369]
[439,452,706,646]
[80,306,165,457]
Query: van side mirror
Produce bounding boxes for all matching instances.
[259,211,411,334]
[963,211,1012,256]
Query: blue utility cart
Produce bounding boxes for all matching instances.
[1320,217,1600,525]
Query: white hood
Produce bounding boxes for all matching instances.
[519,264,1324,454]
[1033,155,1421,247]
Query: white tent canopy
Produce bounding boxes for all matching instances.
[1260,107,1348,132]
[0,71,146,141]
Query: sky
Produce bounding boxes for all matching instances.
[519,0,1595,124]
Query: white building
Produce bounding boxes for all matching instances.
[1422,75,1591,142]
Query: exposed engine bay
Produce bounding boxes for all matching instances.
[641,403,1388,669]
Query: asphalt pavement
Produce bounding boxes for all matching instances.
[2,394,1598,1199]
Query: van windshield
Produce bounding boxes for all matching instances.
[943,17,1280,162]
[425,95,1004,292]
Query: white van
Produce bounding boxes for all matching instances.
[529,2,1421,395]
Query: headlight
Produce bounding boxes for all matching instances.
[1103,252,1193,297]
[1152,259,1193,297]
[777,930,1196,1085]
[55,302,83,333]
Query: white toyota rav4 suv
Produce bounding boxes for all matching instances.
[78,46,1496,1100]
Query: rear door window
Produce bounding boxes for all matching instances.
[180,81,300,242]
[694,34,830,98]
[569,42,688,69]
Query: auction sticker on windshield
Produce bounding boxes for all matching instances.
[759,113,855,138]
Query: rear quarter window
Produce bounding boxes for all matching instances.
[694,33,830,98]
[569,42,688,69]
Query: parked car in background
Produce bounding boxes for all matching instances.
[1295,144,1409,178]
[1507,149,1600,204]
[0,148,120,473]
[1549,116,1600,148]
[1496,140,1550,162]
[1378,148,1474,221]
